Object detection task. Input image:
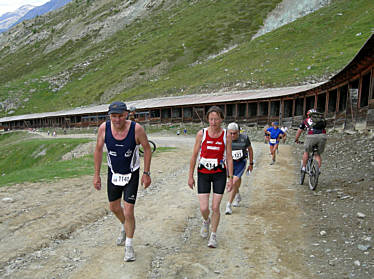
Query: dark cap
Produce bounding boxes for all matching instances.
[108,101,128,114]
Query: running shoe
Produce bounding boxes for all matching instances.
[124,246,136,262]
[270,160,275,165]
[225,203,232,215]
[200,218,210,238]
[116,228,126,246]
[208,233,217,248]
[233,193,241,207]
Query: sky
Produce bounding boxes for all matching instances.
[0,0,49,16]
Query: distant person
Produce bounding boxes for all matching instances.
[276,126,288,153]
[265,122,284,165]
[225,122,253,215]
[183,128,187,135]
[280,126,288,143]
[52,130,56,137]
[93,101,152,262]
[295,108,327,172]
[188,106,233,248]
[47,130,50,136]
[263,124,270,144]
[177,129,180,136]
[128,106,136,121]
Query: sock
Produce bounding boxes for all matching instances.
[227,202,231,206]
[211,232,216,238]
[301,166,306,171]
[125,237,133,247]
[121,223,125,231]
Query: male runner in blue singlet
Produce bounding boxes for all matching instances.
[265,122,284,165]
[93,101,152,262]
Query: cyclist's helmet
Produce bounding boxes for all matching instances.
[307,108,316,116]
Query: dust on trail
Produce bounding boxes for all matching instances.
[0,137,313,278]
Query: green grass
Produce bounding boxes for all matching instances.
[0,131,180,186]
[0,0,373,116]
[0,133,94,186]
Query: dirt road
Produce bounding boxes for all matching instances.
[0,137,313,278]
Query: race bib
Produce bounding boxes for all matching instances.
[111,173,132,186]
[270,139,277,144]
[200,157,218,170]
[232,150,243,160]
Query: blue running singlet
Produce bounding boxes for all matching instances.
[105,120,140,175]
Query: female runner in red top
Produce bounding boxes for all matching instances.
[188,106,233,248]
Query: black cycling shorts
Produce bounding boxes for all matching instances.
[107,168,139,204]
[197,171,227,195]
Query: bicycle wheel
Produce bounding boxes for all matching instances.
[299,161,305,185]
[139,140,157,154]
[308,160,319,190]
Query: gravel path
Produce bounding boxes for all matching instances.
[0,131,372,278]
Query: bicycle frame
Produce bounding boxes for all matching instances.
[299,144,320,190]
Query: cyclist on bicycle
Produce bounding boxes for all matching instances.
[295,109,327,173]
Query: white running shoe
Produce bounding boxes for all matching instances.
[233,193,241,207]
[200,218,210,238]
[208,233,217,248]
[124,246,136,262]
[232,199,240,207]
[116,229,126,246]
[225,203,232,215]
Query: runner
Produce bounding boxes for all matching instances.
[276,126,288,154]
[295,108,327,171]
[188,106,233,248]
[93,101,152,262]
[225,123,253,215]
[265,122,284,165]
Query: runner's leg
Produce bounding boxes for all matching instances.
[109,199,126,224]
[123,202,135,238]
[228,176,241,204]
[198,194,210,221]
[211,193,223,233]
[273,144,279,161]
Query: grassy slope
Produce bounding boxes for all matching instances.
[0,132,94,186]
[0,131,177,186]
[0,0,373,117]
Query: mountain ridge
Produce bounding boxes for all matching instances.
[0,5,35,33]
[9,0,73,31]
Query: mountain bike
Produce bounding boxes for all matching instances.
[297,142,320,190]
[139,140,157,154]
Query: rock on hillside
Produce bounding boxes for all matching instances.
[253,0,331,39]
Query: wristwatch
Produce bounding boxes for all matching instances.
[143,171,151,176]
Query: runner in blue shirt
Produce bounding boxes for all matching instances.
[265,122,284,165]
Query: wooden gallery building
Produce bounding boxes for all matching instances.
[1,34,374,131]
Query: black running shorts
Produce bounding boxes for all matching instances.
[197,171,227,194]
[107,168,139,204]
